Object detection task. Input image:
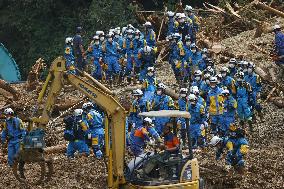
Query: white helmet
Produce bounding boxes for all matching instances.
[122,27,127,35]
[273,24,281,30]
[132,89,143,96]
[209,76,218,83]
[221,67,229,73]
[143,46,152,53]
[82,102,93,110]
[192,86,200,95]
[74,109,83,116]
[185,5,193,11]
[96,31,104,36]
[4,108,14,115]
[65,37,73,44]
[180,88,188,93]
[143,117,153,125]
[194,70,202,76]
[157,83,167,90]
[93,35,99,40]
[143,21,152,27]
[221,89,230,95]
[209,136,223,146]
[114,27,121,34]
[147,67,155,72]
[167,11,175,17]
[188,94,197,101]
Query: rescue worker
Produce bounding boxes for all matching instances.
[175,13,191,43]
[167,11,176,36]
[129,117,161,156]
[192,70,206,90]
[143,21,156,48]
[188,43,202,76]
[73,26,86,71]
[123,29,142,83]
[138,45,156,80]
[86,109,104,159]
[228,58,238,78]
[200,73,211,98]
[151,83,175,134]
[129,89,151,128]
[273,24,284,78]
[171,33,186,82]
[91,36,104,80]
[102,33,121,86]
[96,31,105,44]
[206,77,224,135]
[133,29,144,82]
[210,126,248,173]
[199,48,209,71]
[244,62,263,122]
[64,109,90,158]
[235,72,253,130]
[142,67,158,102]
[1,108,26,166]
[220,67,236,95]
[220,89,237,136]
[191,86,206,108]
[64,37,76,74]
[187,94,206,148]
[184,5,199,42]
[176,88,189,147]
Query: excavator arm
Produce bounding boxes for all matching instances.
[18,57,126,188]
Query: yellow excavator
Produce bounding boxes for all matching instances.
[13,56,204,188]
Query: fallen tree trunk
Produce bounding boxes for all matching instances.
[254,1,284,18]
[0,80,20,101]
[44,144,66,155]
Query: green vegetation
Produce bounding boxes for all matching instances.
[0,0,136,79]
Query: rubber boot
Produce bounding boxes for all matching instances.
[19,161,26,179]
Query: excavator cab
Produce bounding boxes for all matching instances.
[125,110,204,189]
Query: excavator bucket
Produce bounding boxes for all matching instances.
[0,43,21,82]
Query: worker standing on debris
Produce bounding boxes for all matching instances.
[167,11,176,36]
[187,94,206,148]
[228,58,238,78]
[176,88,189,148]
[192,70,206,91]
[220,67,236,96]
[225,125,249,173]
[64,37,76,74]
[64,109,90,158]
[1,108,26,166]
[244,62,263,122]
[206,77,224,135]
[102,33,121,86]
[143,21,156,48]
[129,89,151,128]
[184,5,199,43]
[142,67,158,102]
[235,72,253,131]
[86,109,104,159]
[73,26,86,71]
[273,25,284,78]
[151,83,175,134]
[188,43,202,76]
[220,90,237,136]
[129,117,161,156]
[91,36,104,80]
[199,48,209,71]
[138,46,156,80]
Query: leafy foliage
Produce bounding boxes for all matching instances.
[0,0,135,79]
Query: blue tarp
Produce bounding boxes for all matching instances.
[0,43,21,82]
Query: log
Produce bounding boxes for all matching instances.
[272,99,284,108]
[254,1,284,18]
[225,1,241,19]
[44,144,66,155]
[264,87,276,103]
[157,7,167,42]
[0,80,20,101]
[268,67,277,82]
[255,67,270,81]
